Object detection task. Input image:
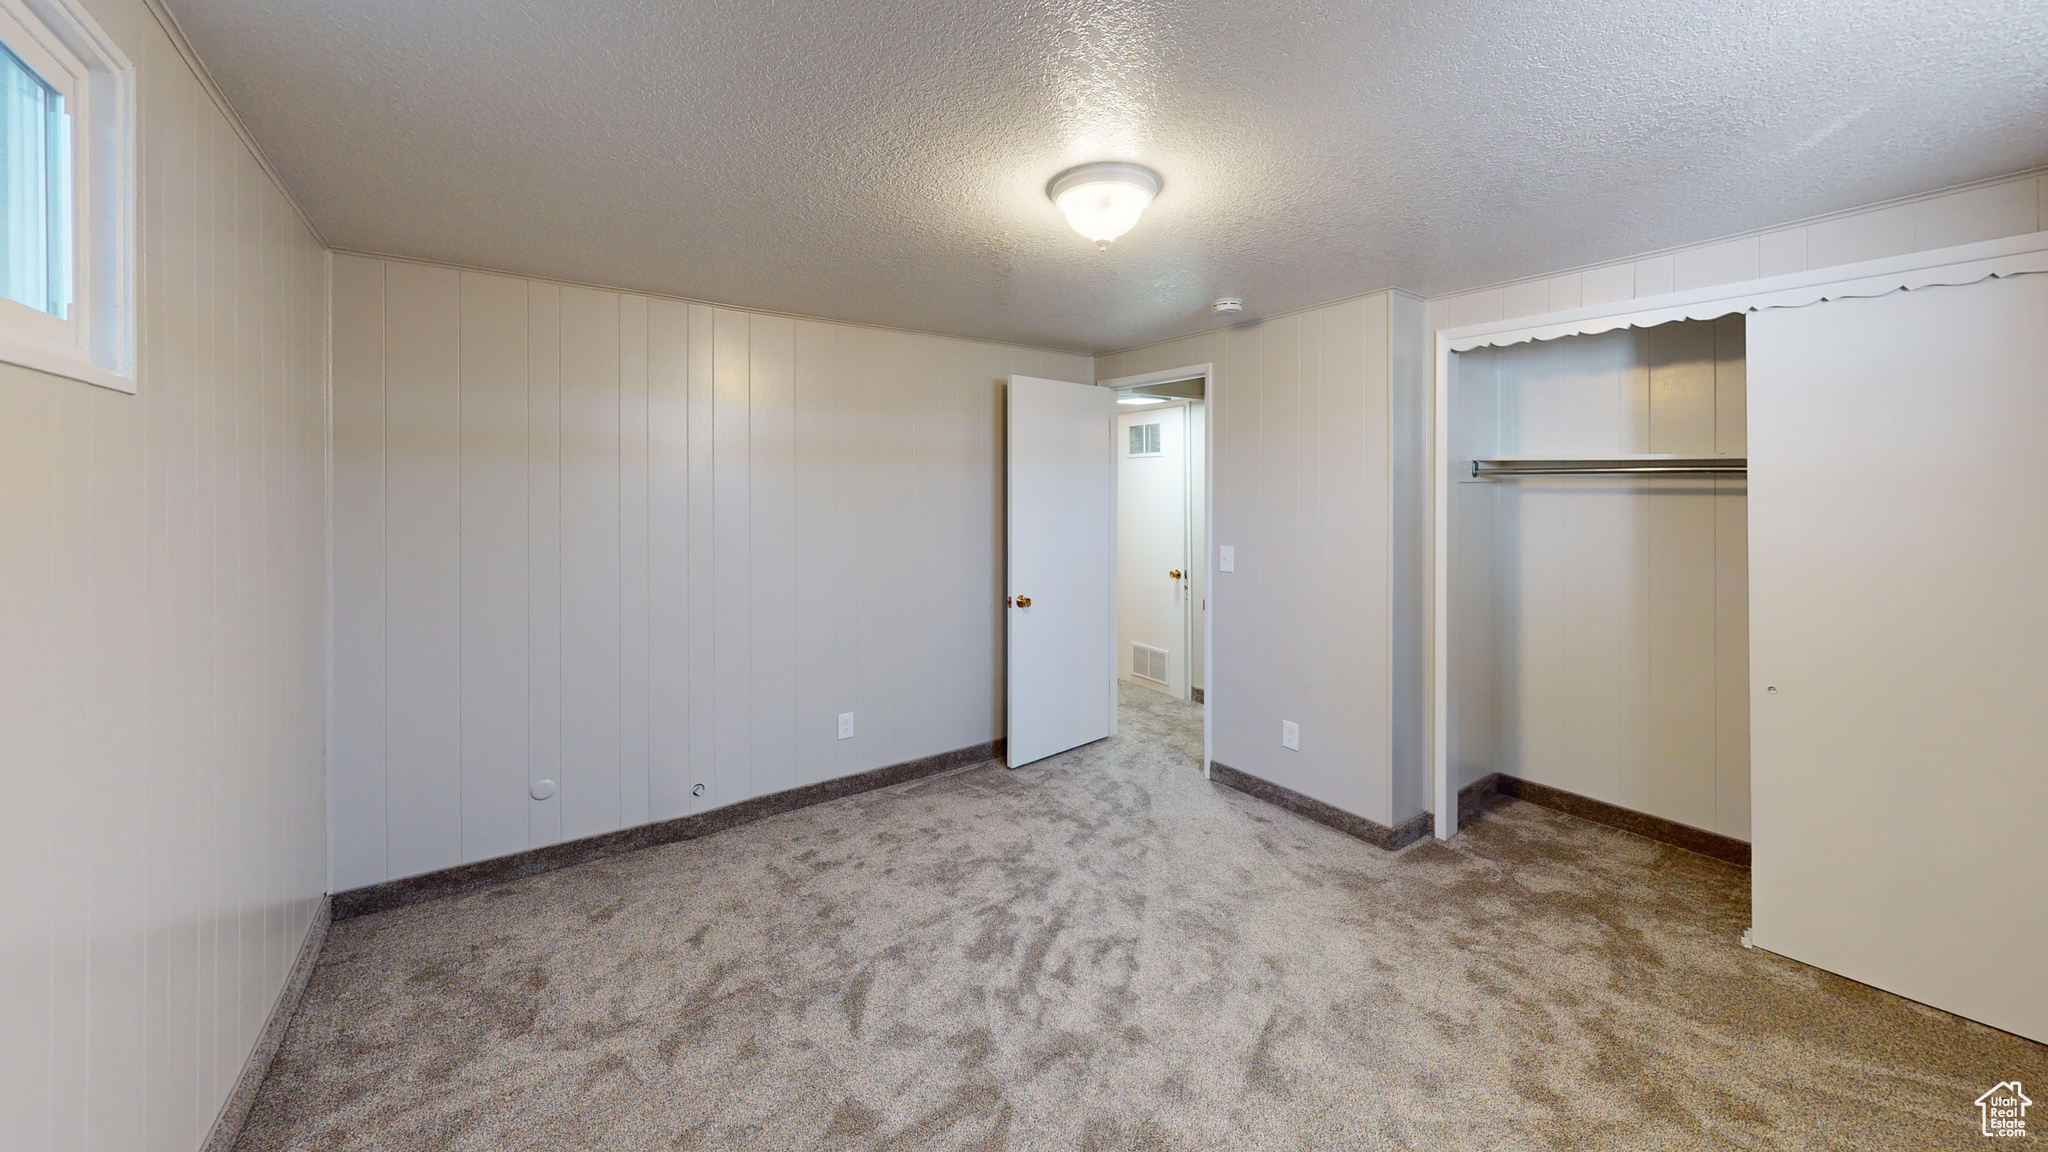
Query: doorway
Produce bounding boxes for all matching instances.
[1105,366,1211,773]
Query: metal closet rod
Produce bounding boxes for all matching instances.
[1472,456,1747,478]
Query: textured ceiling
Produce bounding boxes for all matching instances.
[166,0,2048,352]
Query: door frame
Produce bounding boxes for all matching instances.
[1112,398,1194,700]
[1005,374,1120,765]
[1099,362,1215,779]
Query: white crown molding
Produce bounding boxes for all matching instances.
[1439,229,2048,352]
[329,247,1100,361]
[139,0,325,248]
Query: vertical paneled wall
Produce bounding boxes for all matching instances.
[1095,292,1429,829]
[329,255,1092,889]
[1450,318,1750,840]
[0,1,330,1149]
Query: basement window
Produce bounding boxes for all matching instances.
[2,41,68,318]
[0,0,133,392]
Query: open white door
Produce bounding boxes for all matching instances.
[1007,375,1116,767]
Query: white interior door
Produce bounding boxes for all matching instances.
[1748,273,2048,1043]
[1117,404,1190,698]
[1007,376,1116,767]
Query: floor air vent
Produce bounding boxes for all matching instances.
[1132,643,1168,684]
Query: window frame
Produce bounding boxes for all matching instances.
[0,0,132,393]
[1,19,74,330]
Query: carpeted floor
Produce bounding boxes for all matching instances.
[239,683,2042,1151]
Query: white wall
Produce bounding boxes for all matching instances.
[329,255,1091,889]
[1430,168,2048,334]
[0,0,330,1148]
[1449,319,1750,840]
[1097,292,1429,828]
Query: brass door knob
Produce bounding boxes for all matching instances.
[1016,596,1032,607]
[1168,570,1183,579]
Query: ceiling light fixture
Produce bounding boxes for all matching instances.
[1048,162,1163,248]
[1117,394,1168,405]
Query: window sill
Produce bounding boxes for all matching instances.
[0,337,135,393]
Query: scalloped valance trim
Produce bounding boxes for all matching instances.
[1441,230,2048,353]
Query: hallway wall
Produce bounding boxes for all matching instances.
[329,255,1091,889]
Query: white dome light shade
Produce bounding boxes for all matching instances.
[1047,163,1163,246]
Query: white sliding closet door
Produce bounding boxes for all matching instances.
[1748,273,2048,1043]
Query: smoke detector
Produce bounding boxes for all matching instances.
[1211,298,1243,315]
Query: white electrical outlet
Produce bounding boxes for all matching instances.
[1282,720,1299,750]
[1219,545,1235,572]
[838,712,855,740]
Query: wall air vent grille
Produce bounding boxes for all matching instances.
[1128,423,1161,456]
[1132,643,1169,684]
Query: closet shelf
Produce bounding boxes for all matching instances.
[1471,455,1746,478]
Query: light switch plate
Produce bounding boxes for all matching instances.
[1219,545,1234,572]
[838,712,855,740]
[1282,720,1299,750]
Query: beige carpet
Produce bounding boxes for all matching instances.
[239,683,2042,1150]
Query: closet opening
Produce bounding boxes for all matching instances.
[1446,315,1750,857]
[1105,368,1210,774]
